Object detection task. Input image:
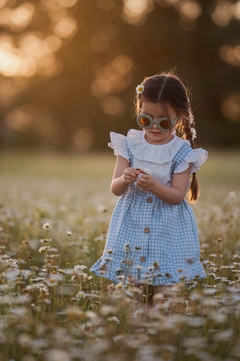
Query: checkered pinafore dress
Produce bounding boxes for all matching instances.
[90,130,207,285]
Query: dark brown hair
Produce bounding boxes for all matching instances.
[134,70,200,203]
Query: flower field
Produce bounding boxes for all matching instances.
[0,150,240,361]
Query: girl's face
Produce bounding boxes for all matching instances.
[140,100,178,145]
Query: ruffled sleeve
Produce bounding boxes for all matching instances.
[174,148,208,174]
[108,132,129,161]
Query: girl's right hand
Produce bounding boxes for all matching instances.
[122,168,139,185]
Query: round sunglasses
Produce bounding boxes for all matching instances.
[137,114,179,132]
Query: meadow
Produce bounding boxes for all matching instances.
[0,150,240,361]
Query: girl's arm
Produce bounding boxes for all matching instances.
[137,167,191,205]
[111,155,139,196]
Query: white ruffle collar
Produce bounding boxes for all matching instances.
[126,129,191,164]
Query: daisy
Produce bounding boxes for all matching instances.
[136,84,145,94]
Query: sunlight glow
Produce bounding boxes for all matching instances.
[19,33,63,76]
[222,92,240,122]
[41,0,62,11]
[90,24,118,53]
[5,105,33,131]
[58,0,78,8]
[112,55,133,74]
[122,0,154,25]
[91,55,133,98]
[179,0,201,20]
[48,8,67,21]
[45,35,62,52]
[219,45,240,66]
[0,77,16,109]
[0,0,7,9]
[234,1,240,20]
[100,96,125,116]
[0,8,11,27]
[10,2,35,31]
[54,17,78,38]
[0,32,62,78]
[211,1,232,26]
[0,46,37,77]
[73,128,95,150]
[164,0,180,4]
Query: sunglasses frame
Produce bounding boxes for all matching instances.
[137,113,179,132]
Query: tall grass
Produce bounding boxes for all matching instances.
[0,150,240,361]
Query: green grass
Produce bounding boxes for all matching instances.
[1,148,239,185]
[0,151,115,179]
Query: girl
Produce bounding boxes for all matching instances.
[90,71,208,289]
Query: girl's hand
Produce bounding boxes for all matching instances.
[123,167,139,185]
[137,172,157,192]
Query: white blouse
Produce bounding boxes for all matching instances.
[108,129,208,187]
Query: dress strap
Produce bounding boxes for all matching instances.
[126,139,134,166]
[169,144,192,179]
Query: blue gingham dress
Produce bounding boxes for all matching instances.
[90,129,208,285]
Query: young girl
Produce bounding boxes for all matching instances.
[90,71,208,288]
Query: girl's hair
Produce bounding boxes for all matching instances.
[134,70,200,203]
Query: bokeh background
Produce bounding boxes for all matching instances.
[0,0,240,152]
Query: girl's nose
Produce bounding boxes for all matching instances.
[152,123,158,129]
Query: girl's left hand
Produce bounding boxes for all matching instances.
[137,172,157,192]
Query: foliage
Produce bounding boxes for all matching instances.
[0,0,240,150]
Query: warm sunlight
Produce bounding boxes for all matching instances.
[211,1,232,26]
[222,92,240,122]
[53,16,78,38]
[179,0,201,20]
[73,127,95,150]
[10,2,35,31]
[122,0,154,25]
[100,95,125,116]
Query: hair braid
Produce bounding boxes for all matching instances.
[182,106,200,204]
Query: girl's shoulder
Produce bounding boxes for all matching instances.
[108,131,128,160]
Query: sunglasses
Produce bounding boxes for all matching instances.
[137,114,179,132]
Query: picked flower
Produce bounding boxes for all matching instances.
[66,231,73,236]
[136,84,145,94]
[143,168,151,175]
[43,222,52,230]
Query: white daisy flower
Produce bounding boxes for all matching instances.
[42,222,52,230]
[136,84,145,94]
[143,168,151,175]
[40,238,52,243]
[107,316,120,324]
[66,231,73,236]
[191,127,197,140]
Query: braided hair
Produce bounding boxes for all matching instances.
[134,71,199,203]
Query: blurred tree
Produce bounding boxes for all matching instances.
[0,0,240,151]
